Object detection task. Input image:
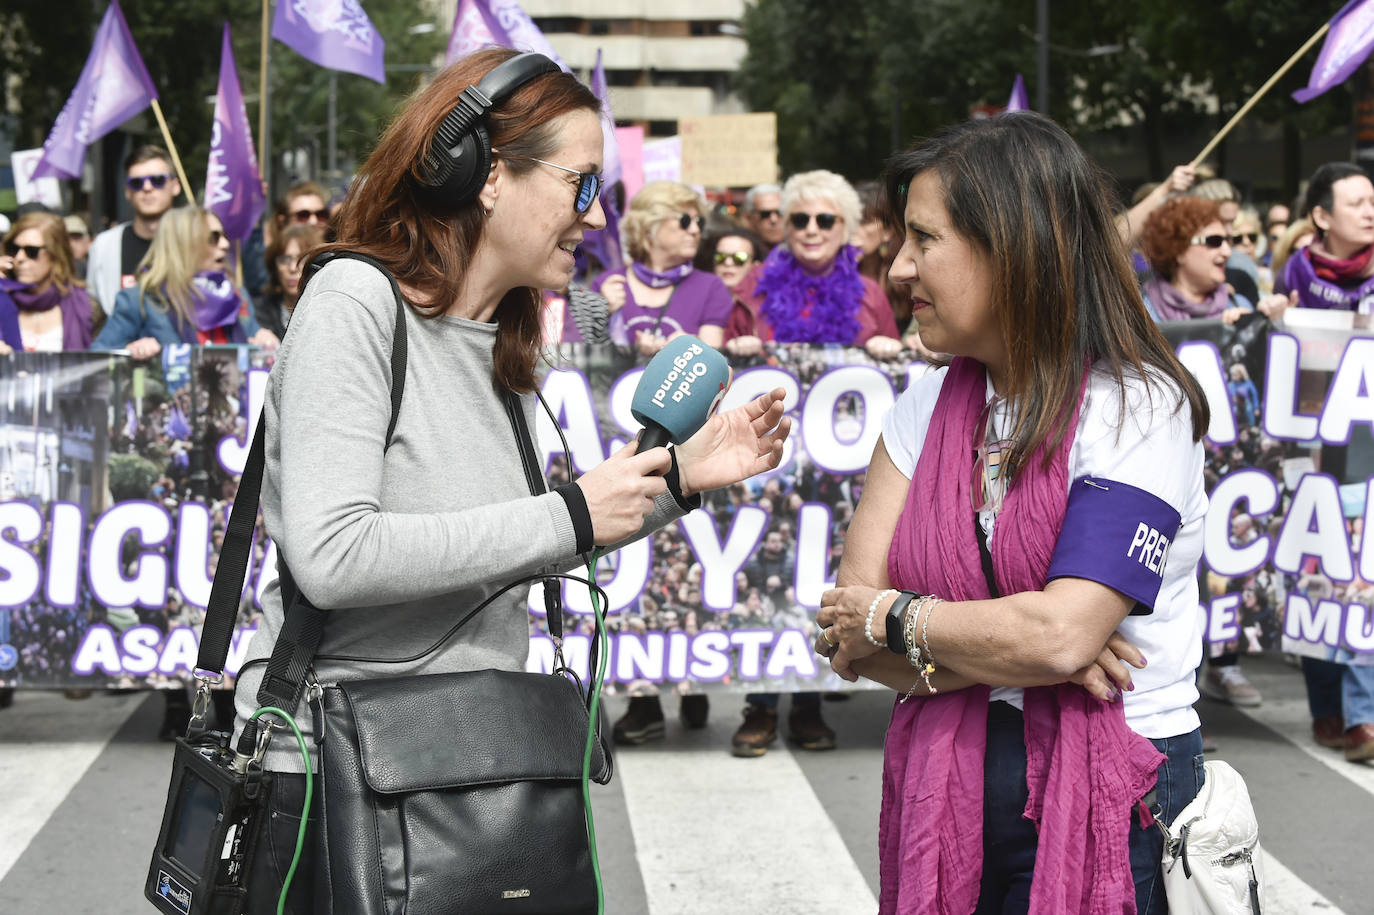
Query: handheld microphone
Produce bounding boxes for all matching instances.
[630,335,732,453]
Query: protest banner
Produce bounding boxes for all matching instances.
[679,113,779,189]
[3,316,1374,692]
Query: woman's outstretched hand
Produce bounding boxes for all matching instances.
[674,387,791,496]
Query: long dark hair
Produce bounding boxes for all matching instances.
[320,48,598,393]
[883,112,1208,469]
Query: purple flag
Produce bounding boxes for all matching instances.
[1006,74,1030,112]
[582,49,623,274]
[32,1,157,180]
[446,0,565,68]
[273,0,386,84]
[1294,0,1374,102]
[205,25,265,242]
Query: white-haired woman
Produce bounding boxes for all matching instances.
[594,180,732,356]
[724,169,902,360]
[92,206,278,358]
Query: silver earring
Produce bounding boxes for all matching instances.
[484,201,495,218]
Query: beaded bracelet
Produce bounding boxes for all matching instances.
[865,589,895,648]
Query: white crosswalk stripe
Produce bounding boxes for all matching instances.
[0,690,145,883]
[617,739,878,914]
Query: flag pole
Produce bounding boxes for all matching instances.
[149,98,196,205]
[1191,21,1331,168]
[259,0,271,188]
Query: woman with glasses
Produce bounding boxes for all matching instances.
[0,211,94,352]
[813,113,1213,914]
[594,180,732,356]
[222,49,790,912]
[1138,196,1286,324]
[1278,162,1374,312]
[91,206,277,358]
[698,228,764,291]
[254,223,325,339]
[723,170,902,361]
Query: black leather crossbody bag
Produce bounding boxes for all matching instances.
[164,252,612,915]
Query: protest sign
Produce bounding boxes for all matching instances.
[4,316,1374,691]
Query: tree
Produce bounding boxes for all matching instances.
[736,0,1352,196]
[0,0,443,205]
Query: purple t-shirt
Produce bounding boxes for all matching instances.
[594,268,732,346]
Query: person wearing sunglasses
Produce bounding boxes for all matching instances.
[697,228,763,291]
[813,112,1216,915]
[723,169,903,364]
[86,145,182,325]
[743,183,785,250]
[92,206,276,358]
[1140,196,1279,325]
[214,50,793,911]
[1229,206,1271,293]
[254,223,326,339]
[273,180,332,233]
[594,180,732,358]
[0,211,94,353]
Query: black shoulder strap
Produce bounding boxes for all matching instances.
[194,252,408,678]
[975,516,1001,599]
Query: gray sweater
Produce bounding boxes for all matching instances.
[232,259,686,771]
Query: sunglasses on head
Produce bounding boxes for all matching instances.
[754,208,780,220]
[1190,234,1229,249]
[5,242,44,259]
[1229,232,1259,245]
[523,157,602,213]
[125,173,172,192]
[291,208,330,224]
[714,250,752,267]
[790,212,839,231]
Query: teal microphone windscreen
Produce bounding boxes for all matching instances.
[630,336,731,452]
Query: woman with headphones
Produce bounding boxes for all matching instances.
[229,48,790,913]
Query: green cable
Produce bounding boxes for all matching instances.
[248,706,313,915]
[580,549,610,914]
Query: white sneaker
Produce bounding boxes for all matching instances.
[1202,665,1263,707]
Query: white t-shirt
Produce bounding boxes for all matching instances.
[880,364,1206,740]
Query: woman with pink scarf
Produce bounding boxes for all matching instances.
[815,113,1212,914]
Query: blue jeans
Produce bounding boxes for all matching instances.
[1302,656,1374,728]
[973,702,1204,915]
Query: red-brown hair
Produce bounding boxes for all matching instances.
[1140,196,1222,281]
[319,48,598,392]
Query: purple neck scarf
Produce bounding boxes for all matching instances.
[0,277,93,350]
[1284,246,1374,310]
[189,272,242,332]
[878,357,1164,914]
[630,260,694,289]
[1142,273,1230,321]
[754,244,864,344]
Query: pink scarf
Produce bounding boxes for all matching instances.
[880,357,1164,915]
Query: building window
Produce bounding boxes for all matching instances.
[589,20,610,36]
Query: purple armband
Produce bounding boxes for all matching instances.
[1047,476,1182,611]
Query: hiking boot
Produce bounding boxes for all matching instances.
[1201,665,1262,707]
[731,705,778,757]
[788,704,837,751]
[680,694,710,729]
[612,696,665,746]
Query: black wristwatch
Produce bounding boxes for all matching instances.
[886,591,919,655]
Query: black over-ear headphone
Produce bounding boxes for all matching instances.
[417,52,561,210]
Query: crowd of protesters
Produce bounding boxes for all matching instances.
[5,122,1374,763]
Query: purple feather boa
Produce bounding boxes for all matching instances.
[755,245,864,344]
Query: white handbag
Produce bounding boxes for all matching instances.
[1158,759,1264,914]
